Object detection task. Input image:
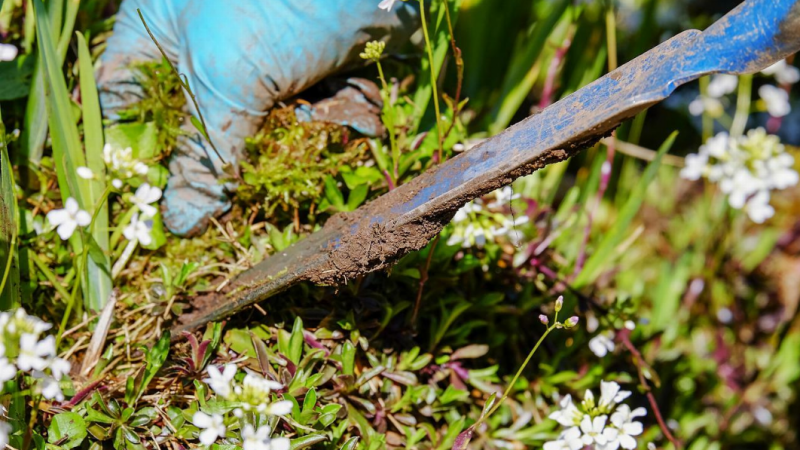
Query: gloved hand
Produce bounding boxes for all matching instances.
[97,0,419,236]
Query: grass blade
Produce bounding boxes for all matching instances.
[0,105,20,309]
[573,132,677,288]
[77,31,112,311]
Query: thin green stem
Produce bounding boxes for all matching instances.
[730,74,752,138]
[58,234,89,345]
[110,207,137,251]
[376,61,400,181]
[29,251,72,302]
[473,310,559,429]
[699,76,712,141]
[136,9,226,166]
[418,0,444,162]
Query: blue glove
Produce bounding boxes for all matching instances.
[97,0,419,236]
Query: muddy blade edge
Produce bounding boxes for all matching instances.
[173,0,800,334]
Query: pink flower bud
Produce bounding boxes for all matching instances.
[539,314,549,325]
[565,316,579,328]
[555,295,564,312]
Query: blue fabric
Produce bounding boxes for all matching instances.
[98,0,419,235]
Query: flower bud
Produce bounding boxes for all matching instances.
[555,295,564,312]
[565,316,579,328]
[539,314,549,325]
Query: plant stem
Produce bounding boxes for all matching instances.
[418,0,444,162]
[136,9,226,166]
[376,61,400,182]
[730,74,752,138]
[58,237,89,345]
[699,76,712,141]
[473,312,559,429]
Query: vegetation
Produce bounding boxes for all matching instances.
[1,0,799,449]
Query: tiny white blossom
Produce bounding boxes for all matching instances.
[46,198,92,240]
[378,0,397,11]
[688,96,723,117]
[130,183,162,217]
[761,60,800,85]
[193,411,226,445]
[112,179,123,189]
[549,394,584,427]
[579,415,617,447]
[759,85,791,117]
[543,427,584,450]
[0,358,16,383]
[17,334,55,372]
[76,167,94,179]
[707,74,738,98]
[50,357,71,379]
[0,421,10,450]
[35,372,65,401]
[588,332,616,358]
[599,380,631,411]
[743,190,774,224]
[0,43,18,61]
[241,425,290,450]
[608,405,647,450]
[204,364,237,398]
[123,213,154,246]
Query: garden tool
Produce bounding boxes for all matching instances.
[174,0,800,333]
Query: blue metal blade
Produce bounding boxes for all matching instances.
[176,0,800,332]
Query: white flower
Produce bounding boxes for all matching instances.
[0,421,10,450]
[543,427,584,450]
[743,190,774,223]
[233,373,291,415]
[130,183,162,217]
[0,358,16,383]
[193,411,226,445]
[103,144,149,187]
[17,334,55,372]
[46,198,91,240]
[688,96,723,117]
[0,43,18,61]
[599,380,631,411]
[549,394,584,427]
[76,167,94,179]
[487,186,520,209]
[35,372,65,401]
[761,60,800,85]
[378,0,397,11]
[759,85,791,117]
[588,332,616,358]
[579,415,617,447]
[204,364,237,398]
[608,405,647,450]
[123,213,154,246]
[112,179,123,189]
[766,152,799,189]
[241,425,290,450]
[707,74,738,98]
[50,357,71,379]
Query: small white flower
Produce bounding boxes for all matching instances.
[0,43,18,61]
[241,425,289,450]
[579,415,617,447]
[549,394,584,427]
[76,167,94,179]
[112,179,123,189]
[204,364,237,399]
[588,332,616,358]
[761,60,800,85]
[46,198,92,240]
[378,0,397,11]
[707,74,738,98]
[193,411,226,445]
[50,357,71,379]
[0,421,10,450]
[759,85,791,117]
[688,96,723,117]
[543,426,584,450]
[130,183,162,217]
[0,358,16,383]
[744,190,774,223]
[599,380,631,411]
[34,371,64,401]
[17,334,55,372]
[123,213,154,246]
[134,162,149,175]
[608,405,647,450]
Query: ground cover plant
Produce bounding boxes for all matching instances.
[1,0,800,449]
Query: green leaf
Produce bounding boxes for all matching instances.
[289,434,327,450]
[191,116,209,141]
[338,437,359,450]
[345,184,369,211]
[0,55,35,100]
[48,412,87,449]
[288,316,304,365]
[133,330,170,405]
[573,132,677,288]
[323,176,345,209]
[0,106,20,309]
